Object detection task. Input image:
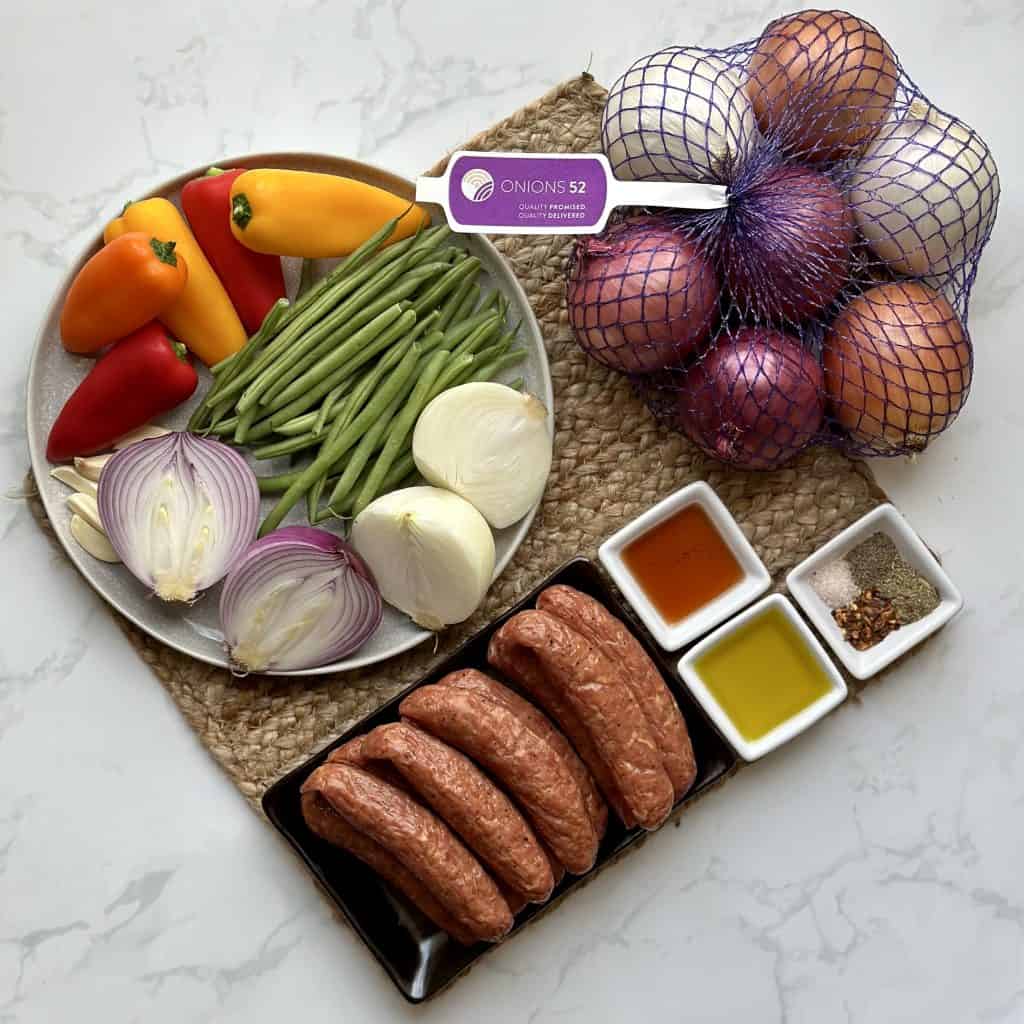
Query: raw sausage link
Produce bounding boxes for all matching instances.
[489,610,675,830]
[537,585,697,799]
[303,762,513,943]
[361,721,554,903]
[327,735,410,792]
[441,669,608,838]
[300,788,476,945]
[487,631,636,827]
[400,681,599,874]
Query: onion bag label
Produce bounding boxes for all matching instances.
[416,152,727,235]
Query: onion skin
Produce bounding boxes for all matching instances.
[722,161,854,323]
[746,9,898,163]
[674,327,824,469]
[846,100,1000,278]
[566,215,720,375]
[823,281,972,453]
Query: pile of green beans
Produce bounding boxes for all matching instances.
[188,216,527,535]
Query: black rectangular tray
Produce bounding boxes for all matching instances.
[263,557,738,1003]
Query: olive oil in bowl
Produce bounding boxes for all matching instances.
[678,595,847,761]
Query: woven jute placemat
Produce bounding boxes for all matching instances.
[27,74,887,809]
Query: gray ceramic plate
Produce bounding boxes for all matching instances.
[25,153,552,676]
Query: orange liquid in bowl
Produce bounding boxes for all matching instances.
[621,503,744,624]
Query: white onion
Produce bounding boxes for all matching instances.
[351,486,495,631]
[847,99,999,278]
[603,48,758,184]
[412,383,552,529]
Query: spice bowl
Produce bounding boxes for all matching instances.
[677,594,848,762]
[786,504,963,680]
[599,481,771,651]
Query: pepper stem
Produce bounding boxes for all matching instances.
[231,193,253,229]
[150,237,178,266]
[171,341,189,362]
[205,166,227,176]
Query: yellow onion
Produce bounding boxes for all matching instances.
[746,9,898,163]
[823,281,972,452]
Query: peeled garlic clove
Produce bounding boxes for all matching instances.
[50,465,98,499]
[74,453,113,481]
[351,486,495,631]
[70,513,120,563]
[412,382,552,529]
[67,492,103,533]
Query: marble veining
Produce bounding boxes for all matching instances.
[2,0,1022,1021]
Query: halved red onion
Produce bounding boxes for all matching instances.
[98,431,260,602]
[220,526,383,673]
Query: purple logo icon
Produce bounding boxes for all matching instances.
[460,168,494,203]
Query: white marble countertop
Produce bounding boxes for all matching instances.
[3,1,1022,1021]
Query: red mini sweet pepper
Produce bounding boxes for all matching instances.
[181,167,286,335]
[47,322,198,462]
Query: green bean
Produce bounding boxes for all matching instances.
[411,257,481,316]
[470,348,526,383]
[281,215,405,322]
[234,406,258,444]
[509,376,525,391]
[449,282,481,327]
[306,473,327,524]
[274,410,321,437]
[297,258,316,300]
[251,432,320,460]
[251,258,446,406]
[351,349,451,517]
[237,246,438,412]
[187,298,290,430]
[259,342,421,536]
[249,308,417,436]
[436,271,478,332]
[325,374,417,513]
[256,467,306,494]
[335,450,418,515]
[313,380,348,437]
[482,288,501,312]
[214,226,448,407]
[274,219,442,339]
[452,313,502,358]
[473,337,512,365]
[441,308,497,350]
[268,306,415,411]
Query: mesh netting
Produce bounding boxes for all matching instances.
[567,8,998,464]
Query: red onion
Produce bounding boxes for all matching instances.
[674,326,824,469]
[220,525,383,673]
[721,162,853,323]
[566,215,720,374]
[98,431,260,602]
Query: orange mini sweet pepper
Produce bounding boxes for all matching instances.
[60,232,188,354]
[105,198,246,366]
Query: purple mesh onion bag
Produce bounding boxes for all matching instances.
[567,8,998,465]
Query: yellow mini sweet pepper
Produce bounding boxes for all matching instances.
[229,169,429,259]
[104,198,246,366]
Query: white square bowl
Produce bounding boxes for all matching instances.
[598,481,771,651]
[785,503,963,681]
[677,593,848,762]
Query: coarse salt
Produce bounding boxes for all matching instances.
[808,558,860,608]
